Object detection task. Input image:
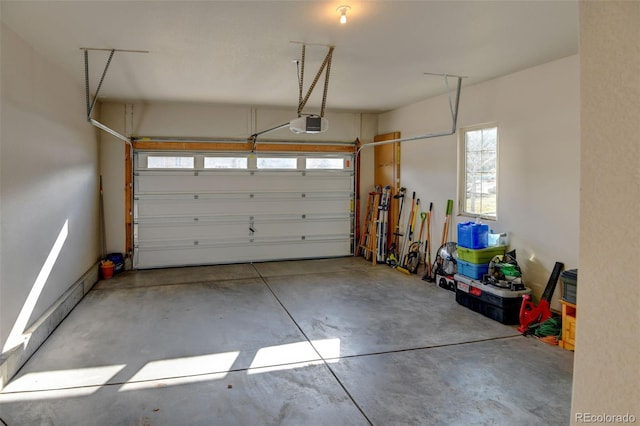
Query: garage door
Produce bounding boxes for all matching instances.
[133,151,354,269]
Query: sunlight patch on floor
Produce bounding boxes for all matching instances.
[119,351,240,391]
[247,338,340,374]
[0,364,125,402]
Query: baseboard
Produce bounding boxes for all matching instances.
[0,263,99,390]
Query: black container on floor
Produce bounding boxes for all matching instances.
[454,274,531,325]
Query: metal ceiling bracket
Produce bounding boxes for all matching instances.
[248,121,291,150]
[251,43,336,143]
[82,47,148,144]
[356,73,466,154]
[89,117,131,144]
[296,44,335,117]
[86,49,114,119]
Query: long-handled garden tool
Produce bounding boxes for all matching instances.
[398,197,419,274]
[425,202,433,278]
[386,187,406,266]
[406,210,427,274]
[441,199,453,246]
[398,192,416,268]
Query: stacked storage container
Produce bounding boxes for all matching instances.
[456,222,505,280]
[560,269,578,304]
[455,222,526,324]
[559,269,578,350]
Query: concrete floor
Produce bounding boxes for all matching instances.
[0,257,574,425]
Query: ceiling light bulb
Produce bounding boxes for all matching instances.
[337,5,350,24]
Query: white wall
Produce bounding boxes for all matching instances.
[0,23,100,352]
[571,2,639,422]
[379,55,580,306]
[100,101,377,255]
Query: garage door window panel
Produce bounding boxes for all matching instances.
[306,158,344,169]
[257,157,298,169]
[147,156,194,169]
[204,157,248,169]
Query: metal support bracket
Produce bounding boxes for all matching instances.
[250,43,336,144]
[248,122,290,151]
[295,44,335,117]
[356,73,466,154]
[82,47,148,143]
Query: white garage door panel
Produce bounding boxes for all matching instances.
[251,219,351,237]
[136,222,248,241]
[135,172,352,194]
[134,150,354,269]
[136,240,351,269]
[136,217,350,241]
[135,195,350,218]
[139,233,349,248]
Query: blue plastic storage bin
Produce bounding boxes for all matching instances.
[106,252,124,274]
[456,259,489,280]
[457,222,489,249]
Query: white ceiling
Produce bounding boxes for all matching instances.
[1,1,578,113]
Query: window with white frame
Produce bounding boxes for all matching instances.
[256,157,298,169]
[305,158,344,169]
[204,157,248,169]
[147,156,194,169]
[459,125,498,219]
